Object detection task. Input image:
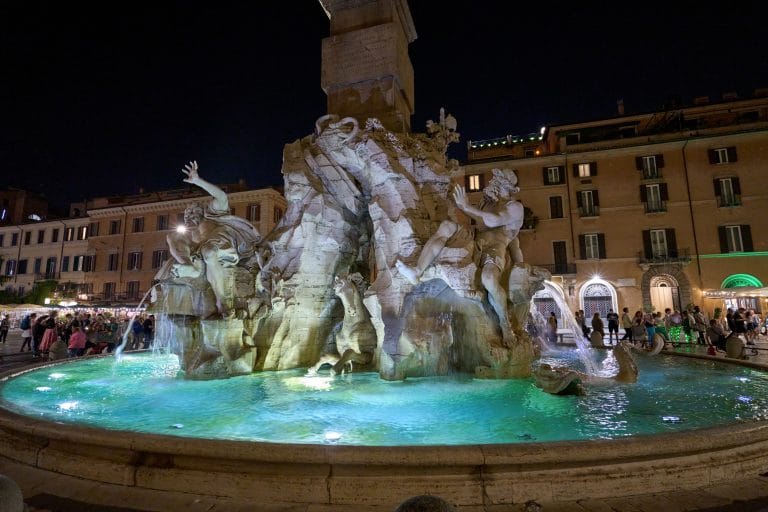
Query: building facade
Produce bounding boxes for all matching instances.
[462,91,768,320]
[0,185,286,308]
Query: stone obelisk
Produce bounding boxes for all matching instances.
[318,0,416,133]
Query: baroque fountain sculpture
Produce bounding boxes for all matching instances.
[153,109,554,381]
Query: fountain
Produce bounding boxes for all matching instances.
[1,2,768,508]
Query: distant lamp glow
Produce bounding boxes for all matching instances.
[44,298,51,305]
[540,126,546,135]
[591,274,602,280]
[176,225,187,233]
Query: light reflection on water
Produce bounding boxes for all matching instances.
[1,350,767,446]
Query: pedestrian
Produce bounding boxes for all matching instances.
[19,313,35,352]
[606,309,619,345]
[0,314,9,343]
[620,307,633,341]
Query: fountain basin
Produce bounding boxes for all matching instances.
[1,352,768,509]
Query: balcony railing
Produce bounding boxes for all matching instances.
[637,248,691,265]
[717,197,741,208]
[641,169,663,180]
[535,263,577,275]
[644,201,667,213]
[578,206,600,217]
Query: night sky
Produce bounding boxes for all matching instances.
[3,2,767,212]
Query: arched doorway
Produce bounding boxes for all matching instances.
[532,281,565,327]
[580,278,617,319]
[650,275,680,313]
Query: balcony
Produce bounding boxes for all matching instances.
[638,248,691,266]
[641,169,663,180]
[717,197,741,208]
[578,206,600,218]
[644,201,667,214]
[535,263,577,275]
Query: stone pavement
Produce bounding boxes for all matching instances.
[2,328,768,511]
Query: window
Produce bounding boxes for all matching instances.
[51,228,59,243]
[37,230,45,244]
[578,233,605,260]
[77,226,88,240]
[576,190,599,217]
[127,281,140,299]
[640,183,668,213]
[107,253,119,271]
[127,251,143,270]
[156,215,169,231]
[543,166,564,185]
[719,225,753,253]
[24,231,31,245]
[714,177,741,207]
[11,233,18,246]
[88,222,100,237]
[109,220,121,235]
[635,154,664,179]
[274,207,283,223]
[61,256,70,272]
[152,249,169,269]
[649,229,668,258]
[84,255,96,272]
[4,260,17,276]
[103,282,116,299]
[176,213,185,225]
[466,174,483,192]
[642,229,678,260]
[247,204,261,222]
[33,258,42,275]
[573,162,597,178]
[17,259,27,274]
[64,227,75,241]
[45,257,57,279]
[549,196,563,219]
[73,255,85,272]
[0,234,3,247]
[132,217,145,233]
[709,147,737,165]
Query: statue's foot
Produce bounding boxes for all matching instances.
[395,259,421,285]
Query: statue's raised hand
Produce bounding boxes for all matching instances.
[452,184,469,209]
[181,160,200,184]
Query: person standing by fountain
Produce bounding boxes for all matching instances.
[166,161,262,317]
[606,309,619,345]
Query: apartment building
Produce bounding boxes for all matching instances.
[462,91,768,319]
[0,184,286,307]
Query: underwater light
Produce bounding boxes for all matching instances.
[49,373,66,379]
[35,386,52,392]
[58,401,78,411]
[324,431,343,442]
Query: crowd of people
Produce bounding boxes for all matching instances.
[17,311,155,361]
[571,304,763,355]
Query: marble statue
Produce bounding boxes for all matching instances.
[166,161,262,318]
[152,110,553,381]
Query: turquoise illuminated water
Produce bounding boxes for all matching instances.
[1,350,767,446]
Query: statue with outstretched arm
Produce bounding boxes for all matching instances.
[166,161,262,317]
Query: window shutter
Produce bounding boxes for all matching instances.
[590,162,598,176]
[642,230,652,259]
[713,178,722,196]
[479,173,486,189]
[727,146,738,163]
[665,229,677,255]
[576,192,583,207]
[542,167,549,184]
[741,225,753,251]
[640,185,647,202]
[593,190,600,206]
[656,154,665,168]
[708,149,717,164]
[597,233,606,259]
[464,175,470,190]
[733,177,741,195]
[635,157,643,171]
[718,226,728,253]
[578,235,586,259]
[572,164,579,177]
[660,183,669,200]
[557,166,565,184]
